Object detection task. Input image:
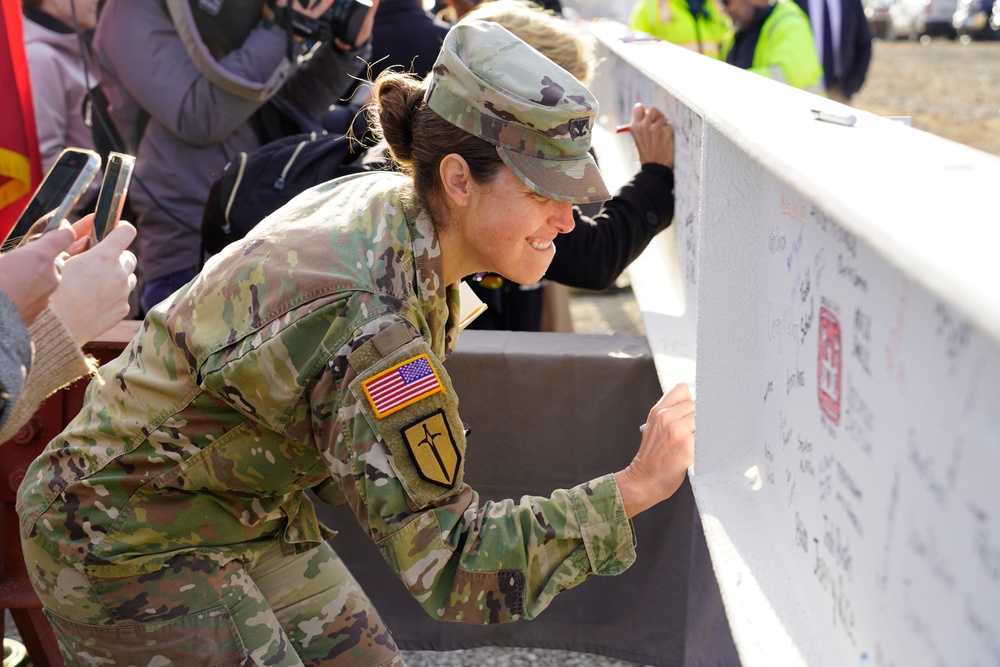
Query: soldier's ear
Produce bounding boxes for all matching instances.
[439,153,473,208]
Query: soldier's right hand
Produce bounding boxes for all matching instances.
[614,383,695,518]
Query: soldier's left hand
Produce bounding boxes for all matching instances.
[614,383,695,518]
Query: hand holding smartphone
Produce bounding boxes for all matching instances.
[90,152,136,247]
[2,148,101,252]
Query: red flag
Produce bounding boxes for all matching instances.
[0,0,42,241]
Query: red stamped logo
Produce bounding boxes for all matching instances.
[817,306,842,425]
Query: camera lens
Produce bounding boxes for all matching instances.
[326,0,372,45]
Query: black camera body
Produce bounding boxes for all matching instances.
[268,0,372,46]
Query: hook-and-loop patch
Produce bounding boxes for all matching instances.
[350,339,466,510]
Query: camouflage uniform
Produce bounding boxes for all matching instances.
[17,21,634,667]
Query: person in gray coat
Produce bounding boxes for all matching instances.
[22,0,103,211]
[92,0,377,313]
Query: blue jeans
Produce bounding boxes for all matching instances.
[141,266,200,314]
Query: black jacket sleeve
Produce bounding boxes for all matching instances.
[546,163,675,291]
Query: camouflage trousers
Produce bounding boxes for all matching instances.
[22,537,404,667]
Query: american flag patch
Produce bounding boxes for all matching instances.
[362,354,444,418]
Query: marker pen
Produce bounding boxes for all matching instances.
[811,108,857,127]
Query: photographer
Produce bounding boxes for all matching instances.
[92,0,378,313]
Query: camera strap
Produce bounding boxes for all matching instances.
[164,0,293,101]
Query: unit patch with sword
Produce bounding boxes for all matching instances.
[400,409,461,487]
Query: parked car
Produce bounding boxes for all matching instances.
[884,0,926,38]
[916,0,960,36]
[953,0,1000,38]
[865,0,895,37]
[880,0,964,40]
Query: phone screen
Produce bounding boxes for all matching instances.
[91,152,135,245]
[3,149,100,250]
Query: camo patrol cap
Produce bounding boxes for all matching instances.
[424,20,611,205]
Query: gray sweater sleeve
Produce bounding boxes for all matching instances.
[0,290,33,432]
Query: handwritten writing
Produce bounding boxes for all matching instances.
[964,597,1000,663]
[813,545,856,642]
[780,193,807,225]
[683,211,697,287]
[837,254,869,292]
[787,229,804,272]
[907,429,948,506]
[764,440,775,485]
[799,297,816,344]
[813,212,858,258]
[823,514,854,577]
[796,512,809,553]
[769,227,787,254]
[876,469,901,594]
[787,368,805,394]
[970,504,1000,583]
[837,462,863,502]
[790,267,812,306]
[934,302,972,375]
[901,605,947,667]
[844,384,874,457]
[851,308,873,376]
[886,282,909,394]
[798,434,814,483]
[780,412,793,449]
[837,491,865,538]
[907,523,957,590]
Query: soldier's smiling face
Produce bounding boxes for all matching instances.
[455,165,575,286]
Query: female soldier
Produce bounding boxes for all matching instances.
[18,21,695,667]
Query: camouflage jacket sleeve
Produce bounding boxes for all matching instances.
[305,316,637,624]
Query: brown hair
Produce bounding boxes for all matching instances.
[370,70,503,227]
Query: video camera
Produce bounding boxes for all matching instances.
[267,0,373,46]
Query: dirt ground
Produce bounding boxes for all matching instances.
[850,38,1000,156]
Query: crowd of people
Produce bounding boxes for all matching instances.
[1,0,873,664]
[8,0,873,332]
[630,0,871,102]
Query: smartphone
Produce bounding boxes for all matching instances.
[90,152,136,246]
[2,148,101,251]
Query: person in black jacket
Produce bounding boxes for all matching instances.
[458,0,674,331]
[793,0,872,102]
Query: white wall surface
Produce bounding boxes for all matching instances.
[579,18,1000,667]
